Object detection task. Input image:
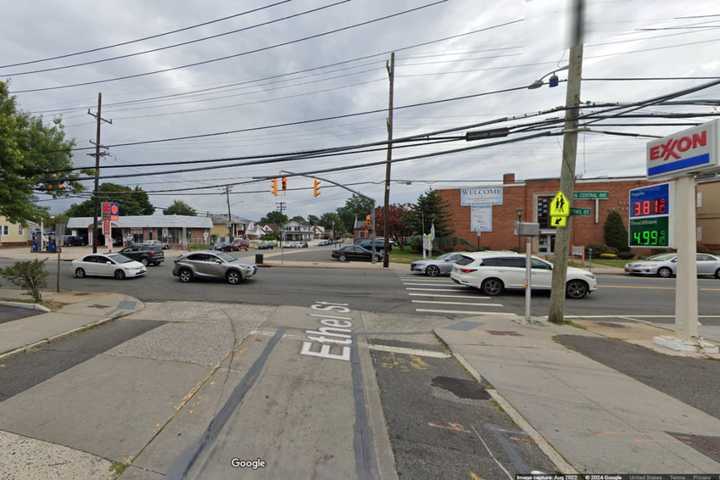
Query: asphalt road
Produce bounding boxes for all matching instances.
[0,305,40,325]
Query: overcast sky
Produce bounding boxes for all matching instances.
[4,0,720,220]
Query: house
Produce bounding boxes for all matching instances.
[312,225,326,239]
[282,220,313,242]
[67,215,212,248]
[353,215,371,241]
[245,222,274,239]
[0,216,32,247]
[208,214,254,242]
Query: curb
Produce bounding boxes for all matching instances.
[435,330,578,475]
[0,300,51,313]
[0,299,145,362]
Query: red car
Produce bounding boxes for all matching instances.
[225,238,250,251]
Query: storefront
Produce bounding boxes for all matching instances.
[438,173,659,255]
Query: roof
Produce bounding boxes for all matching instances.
[67,215,212,229]
[207,214,254,225]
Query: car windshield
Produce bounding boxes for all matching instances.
[107,254,133,264]
[645,253,675,261]
[215,252,235,262]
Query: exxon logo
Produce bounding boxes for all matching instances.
[649,131,708,162]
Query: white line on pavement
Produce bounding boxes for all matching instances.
[412,300,503,307]
[408,293,491,299]
[365,344,451,358]
[416,308,516,316]
[405,287,469,292]
[563,314,720,319]
[402,282,456,286]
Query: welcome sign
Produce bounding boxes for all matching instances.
[460,186,503,206]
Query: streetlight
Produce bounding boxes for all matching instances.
[527,65,569,89]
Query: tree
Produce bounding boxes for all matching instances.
[409,190,451,238]
[604,210,629,252]
[164,200,196,216]
[289,215,306,224]
[260,211,288,225]
[0,81,81,223]
[1,259,48,302]
[374,203,414,245]
[336,194,375,232]
[307,214,320,225]
[319,212,346,237]
[65,183,154,217]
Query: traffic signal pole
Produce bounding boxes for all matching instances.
[548,0,584,324]
[382,52,395,268]
[87,93,111,253]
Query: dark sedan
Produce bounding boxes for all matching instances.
[332,245,383,262]
[118,245,165,266]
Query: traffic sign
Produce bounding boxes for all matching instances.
[550,216,567,228]
[573,191,608,200]
[550,192,570,217]
[570,207,591,216]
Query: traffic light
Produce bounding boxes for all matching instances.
[281,177,287,191]
[312,179,321,198]
[271,178,278,196]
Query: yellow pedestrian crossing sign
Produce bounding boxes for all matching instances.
[551,215,567,228]
[550,191,570,217]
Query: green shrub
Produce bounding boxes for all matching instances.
[1,259,48,302]
[617,251,635,260]
[604,210,630,253]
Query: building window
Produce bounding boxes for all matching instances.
[536,196,552,229]
[697,191,703,208]
[18,225,23,235]
[2,225,8,236]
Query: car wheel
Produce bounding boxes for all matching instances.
[716,268,720,280]
[566,280,589,299]
[178,268,193,283]
[658,267,672,278]
[339,254,347,262]
[114,270,126,280]
[425,265,440,277]
[75,268,85,278]
[481,278,504,296]
[141,258,149,266]
[226,270,242,285]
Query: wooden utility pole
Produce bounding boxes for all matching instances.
[548,0,584,323]
[382,52,395,268]
[87,92,111,253]
[226,186,233,241]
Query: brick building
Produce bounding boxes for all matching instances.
[438,173,660,255]
[697,178,720,250]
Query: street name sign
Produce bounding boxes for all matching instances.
[570,207,591,216]
[573,191,608,200]
[646,119,719,178]
[628,182,672,248]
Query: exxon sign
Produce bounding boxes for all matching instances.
[646,119,719,179]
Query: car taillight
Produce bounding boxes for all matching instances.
[459,268,477,273]
[148,251,154,256]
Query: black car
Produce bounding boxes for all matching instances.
[332,245,383,262]
[118,245,165,266]
[358,238,392,252]
[62,235,86,247]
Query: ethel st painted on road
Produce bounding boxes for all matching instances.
[300,301,354,361]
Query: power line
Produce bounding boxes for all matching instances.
[0,0,291,69]
[3,0,351,77]
[583,76,720,81]
[9,1,450,94]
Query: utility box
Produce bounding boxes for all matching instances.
[514,222,540,237]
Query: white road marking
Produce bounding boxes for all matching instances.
[365,344,451,358]
[416,308,516,316]
[405,287,469,292]
[563,314,720,319]
[412,300,503,307]
[408,293,491,299]
[402,282,456,286]
[399,277,451,282]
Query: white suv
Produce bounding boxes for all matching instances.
[450,251,597,299]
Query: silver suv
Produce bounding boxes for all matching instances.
[173,251,257,285]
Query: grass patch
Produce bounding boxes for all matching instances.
[388,247,423,264]
[110,461,129,477]
[569,258,627,269]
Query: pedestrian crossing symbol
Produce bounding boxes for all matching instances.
[550,191,570,217]
[551,215,567,228]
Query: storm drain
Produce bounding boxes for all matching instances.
[487,330,522,336]
[668,432,720,463]
[431,376,490,400]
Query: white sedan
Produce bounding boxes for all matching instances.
[72,253,147,280]
[450,251,597,299]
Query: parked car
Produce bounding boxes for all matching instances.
[212,241,229,251]
[142,239,169,250]
[317,239,332,246]
[410,252,466,277]
[358,238,392,252]
[257,241,275,250]
[119,244,165,266]
[624,253,720,278]
[62,235,86,247]
[72,253,146,280]
[450,251,597,299]
[173,251,257,285]
[332,245,384,262]
[282,241,308,248]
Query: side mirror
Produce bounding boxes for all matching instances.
[106,261,112,265]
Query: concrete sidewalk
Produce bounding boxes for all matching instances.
[0,288,143,359]
[435,316,720,473]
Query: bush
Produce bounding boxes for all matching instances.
[0,259,48,302]
[604,210,630,253]
[617,251,635,260]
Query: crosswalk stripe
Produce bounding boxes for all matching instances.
[402,282,455,286]
[399,277,449,282]
[408,293,490,299]
[405,287,468,292]
[416,308,516,316]
[412,300,503,307]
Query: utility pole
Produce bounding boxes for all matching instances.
[548,0,584,324]
[382,52,395,268]
[87,92,112,253]
[226,186,233,242]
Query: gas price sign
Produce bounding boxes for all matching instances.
[628,183,672,248]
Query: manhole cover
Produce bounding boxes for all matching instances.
[486,330,521,336]
[431,376,489,400]
[597,321,626,329]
